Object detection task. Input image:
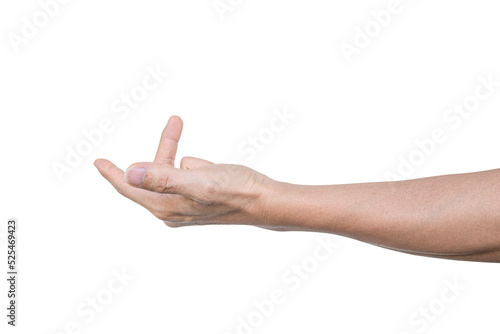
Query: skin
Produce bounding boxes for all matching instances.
[94,116,500,263]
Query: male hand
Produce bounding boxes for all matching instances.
[94,116,274,227]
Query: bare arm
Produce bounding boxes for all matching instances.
[95,116,500,263]
[260,170,500,262]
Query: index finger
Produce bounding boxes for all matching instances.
[154,115,183,166]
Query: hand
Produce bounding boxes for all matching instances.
[94,116,274,228]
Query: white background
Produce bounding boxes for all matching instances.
[1,0,500,333]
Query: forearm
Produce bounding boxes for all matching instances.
[259,169,500,262]
[97,117,500,263]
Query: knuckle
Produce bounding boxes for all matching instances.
[201,180,218,200]
[163,156,175,165]
[150,174,176,193]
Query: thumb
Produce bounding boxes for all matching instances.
[124,162,197,196]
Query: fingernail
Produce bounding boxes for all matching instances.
[125,167,146,186]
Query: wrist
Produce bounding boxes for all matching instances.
[251,181,337,232]
[248,178,295,229]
